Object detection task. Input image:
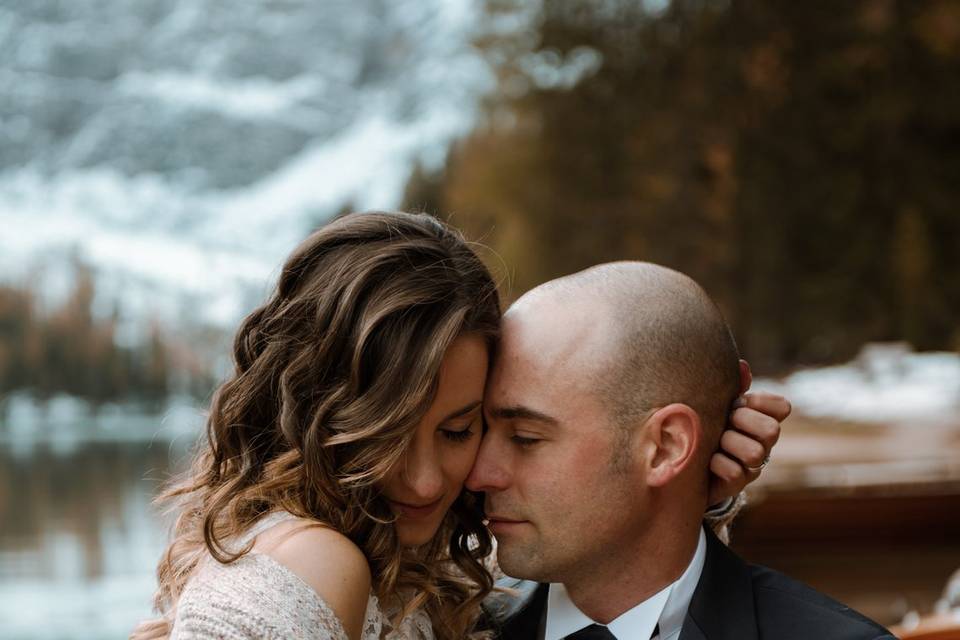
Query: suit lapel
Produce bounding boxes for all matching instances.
[495,528,757,640]
[678,615,708,640]
[679,527,759,640]
[496,582,549,640]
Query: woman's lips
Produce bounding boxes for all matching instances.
[388,497,443,520]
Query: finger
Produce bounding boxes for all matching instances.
[738,359,753,395]
[710,452,750,487]
[720,428,769,468]
[709,452,759,506]
[729,407,781,450]
[736,391,792,422]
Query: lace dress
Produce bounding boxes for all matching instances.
[170,512,434,640]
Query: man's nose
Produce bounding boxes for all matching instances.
[465,433,511,492]
[403,441,444,501]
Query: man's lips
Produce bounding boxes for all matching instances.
[387,497,443,520]
[485,514,525,522]
[484,514,528,527]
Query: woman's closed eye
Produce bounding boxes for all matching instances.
[440,421,477,443]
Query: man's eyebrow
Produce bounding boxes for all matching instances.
[440,400,483,423]
[487,405,559,425]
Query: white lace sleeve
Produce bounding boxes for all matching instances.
[171,554,352,640]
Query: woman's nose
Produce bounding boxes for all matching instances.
[402,442,444,501]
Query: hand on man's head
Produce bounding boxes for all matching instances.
[707,373,791,507]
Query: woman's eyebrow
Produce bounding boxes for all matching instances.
[439,400,483,423]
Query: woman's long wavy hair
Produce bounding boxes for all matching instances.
[132,212,501,640]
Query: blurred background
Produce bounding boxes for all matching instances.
[1,0,959,638]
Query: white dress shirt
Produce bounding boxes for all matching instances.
[544,528,707,640]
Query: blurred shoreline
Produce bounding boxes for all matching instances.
[0,394,204,458]
[3,345,958,635]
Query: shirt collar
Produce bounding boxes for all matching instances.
[658,527,707,639]
[544,528,707,640]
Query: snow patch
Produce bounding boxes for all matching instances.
[754,343,960,424]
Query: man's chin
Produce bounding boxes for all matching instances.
[495,543,543,582]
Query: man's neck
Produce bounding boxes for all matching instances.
[560,513,703,624]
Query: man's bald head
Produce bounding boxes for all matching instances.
[512,261,741,459]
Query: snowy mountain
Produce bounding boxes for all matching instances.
[0,0,492,327]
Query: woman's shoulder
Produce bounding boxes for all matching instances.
[172,513,376,640]
[175,552,357,639]
[253,515,373,639]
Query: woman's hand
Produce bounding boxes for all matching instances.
[708,360,791,507]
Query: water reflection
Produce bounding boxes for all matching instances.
[0,432,196,640]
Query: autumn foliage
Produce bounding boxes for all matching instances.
[404,0,960,371]
[0,262,212,410]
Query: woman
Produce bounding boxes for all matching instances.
[132,211,785,640]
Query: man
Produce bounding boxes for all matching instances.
[468,262,894,640]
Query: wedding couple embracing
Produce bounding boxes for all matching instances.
[132,212,893,640]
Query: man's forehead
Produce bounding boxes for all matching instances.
[490,297,614,394]
[485,302,614,427]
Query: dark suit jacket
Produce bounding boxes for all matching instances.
[485,527,896,640]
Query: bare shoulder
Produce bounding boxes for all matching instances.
[255,518,371,640]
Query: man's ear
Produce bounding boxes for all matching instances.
[644,404,701,487]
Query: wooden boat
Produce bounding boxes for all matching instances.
[728,416,960,630]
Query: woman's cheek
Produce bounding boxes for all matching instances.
[447,438,482,487]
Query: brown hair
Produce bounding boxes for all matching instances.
[132,211,501,639]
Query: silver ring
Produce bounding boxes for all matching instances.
[746,456,770,472]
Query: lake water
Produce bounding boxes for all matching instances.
[0,424,198,640]
[3,411,957,637]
